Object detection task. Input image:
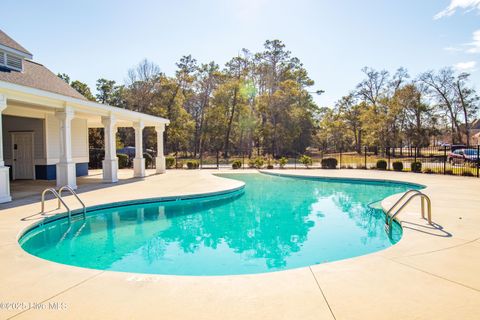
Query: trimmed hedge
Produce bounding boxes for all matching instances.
[166,157,175,169]
[392,161,403,171]
[232,160,242,169]
[117,153,129,169]
[376,159,387,170]
[186,160,199,169]
[321,157,338,169]
[411,161,422,173]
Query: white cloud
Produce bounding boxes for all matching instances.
[443,30,480,54]
[466,30,480,53]
[434,0,480,19]
[454,61,477,72]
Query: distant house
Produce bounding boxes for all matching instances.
[463,119,480,146]
[469,119,480,139]
[0,29,169,203]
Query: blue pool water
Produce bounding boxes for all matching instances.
[20,173,421,276]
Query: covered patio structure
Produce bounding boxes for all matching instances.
[0,88,169,203]
[0,28,169,203]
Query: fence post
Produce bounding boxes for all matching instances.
[339,150,342,168]
[294,155,297,169]
[477,145,479,178]
[242,151,245,170]
[414,147,417,164]
[216,151,219,169]
[387,147,391,170]
[199,152,203,170]
[175,152,178,170]
[443,146,447,175]
[364,146,367,169]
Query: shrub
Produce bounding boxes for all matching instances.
[376,159,387,170]
[248,157,264,169]
[254,157,264,169]
[321,157,338,169]
[423,168,434,174]
[266,158,274,169]
[392,161,403,171]
[444,169,453,175]
[411,161,422,173]
[462,171,474,177]
[175,160,184,169]
[232,160,242,169]
[279,157,288,169]
[166,157,175,169]
[143,152,153,169]
[117,153,129,169]
[186,160,199,169]
[299,155,313,168]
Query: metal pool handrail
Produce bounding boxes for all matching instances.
[41,188,72,221]
[387,192,432,228]
[384,189,423,224]
[58,185,86,220]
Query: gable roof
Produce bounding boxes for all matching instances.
[0,60,87,100]
[470,119,480,130]
[0,30,32,57]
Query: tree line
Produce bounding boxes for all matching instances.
[316,67,479,153]
[59,39,480,159]
[59,40,319,157]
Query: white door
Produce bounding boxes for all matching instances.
[12,132,35,180]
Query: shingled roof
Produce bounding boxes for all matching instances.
[0,30,32,57]
[0,60,87,100]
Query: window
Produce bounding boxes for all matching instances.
[0,50,5,66]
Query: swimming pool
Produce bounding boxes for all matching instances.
[19,173,421,276]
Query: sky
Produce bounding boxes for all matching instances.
[1,0,479,107]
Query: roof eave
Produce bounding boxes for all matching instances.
[0,43,33,60]
[0,80,170,126]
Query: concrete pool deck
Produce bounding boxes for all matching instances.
[0,169,479,319]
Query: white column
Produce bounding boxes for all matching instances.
[55,106,77,189]
[0,95,11,203]
[155,125,166,174]
[133,121,145,178]
[101,115,118,183]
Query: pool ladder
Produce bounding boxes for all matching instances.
[40,185,86,222]
[385,189,432,231]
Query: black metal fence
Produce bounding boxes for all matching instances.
[165,145,480,178]
[89,145,480,178]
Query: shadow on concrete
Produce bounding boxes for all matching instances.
[402,220,452,238]
[0,170,158,211]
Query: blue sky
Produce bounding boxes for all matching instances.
[1,0,479,106]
